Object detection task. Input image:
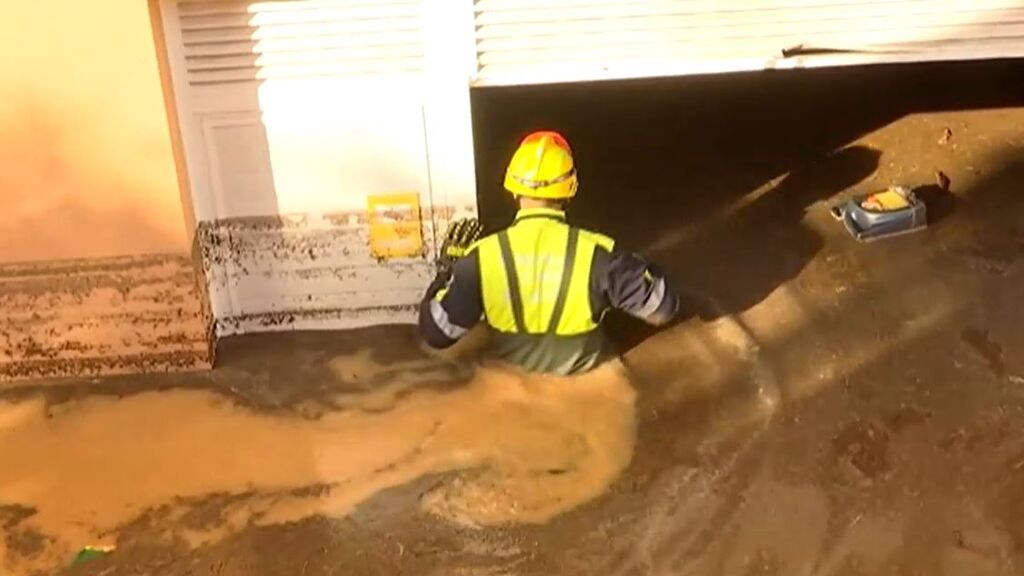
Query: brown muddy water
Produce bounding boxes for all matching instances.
[0,353,639,574]
[0,300,773,576]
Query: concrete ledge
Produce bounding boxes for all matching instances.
[0,254,212,383]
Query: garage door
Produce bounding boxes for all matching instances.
[473,0,1024,86]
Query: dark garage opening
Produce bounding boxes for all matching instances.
[470,59,1024,350]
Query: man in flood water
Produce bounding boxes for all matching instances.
[419,130,678,375]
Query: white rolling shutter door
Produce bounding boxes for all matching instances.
[474,0,1024,86]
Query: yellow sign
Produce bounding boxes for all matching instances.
[367,193,424,259]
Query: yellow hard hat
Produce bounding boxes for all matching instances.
[503,131,578,200]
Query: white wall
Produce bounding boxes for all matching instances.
[155,0,478,335]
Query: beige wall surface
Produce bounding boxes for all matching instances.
[0,1,210,382]
[0,0,187,263]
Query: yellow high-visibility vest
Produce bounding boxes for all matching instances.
[473,207,615,373]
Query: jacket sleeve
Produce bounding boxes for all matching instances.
[594,247,679,326]
[418,251,484,349]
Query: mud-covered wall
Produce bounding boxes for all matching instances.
[0,0,210,382]
[195,206,473,335]
[0,255,210,382]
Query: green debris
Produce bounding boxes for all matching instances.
[70,545,114,566]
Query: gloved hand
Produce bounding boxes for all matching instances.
[425,218,481,301]
[436,217,481,276]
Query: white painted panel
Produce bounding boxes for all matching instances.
[195,212,436,334]
[420,0,479,215]
[202,114,279,217]
[473,0,1024,85]
[256,77,430,215]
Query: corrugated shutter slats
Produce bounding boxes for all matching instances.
[179,0,424,85]
[474,0,1024,85]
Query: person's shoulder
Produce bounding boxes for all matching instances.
[464,231,500,255]
[573,226,616,252]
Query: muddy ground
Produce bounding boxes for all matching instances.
[3,59,1024,575]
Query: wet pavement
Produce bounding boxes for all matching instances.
[3,60,1024,575]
